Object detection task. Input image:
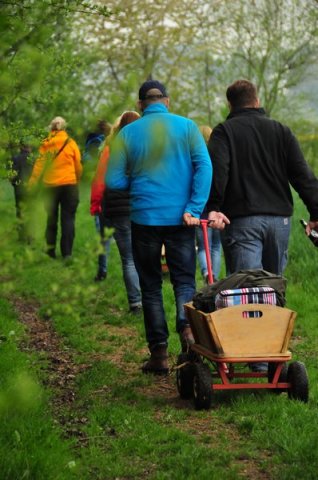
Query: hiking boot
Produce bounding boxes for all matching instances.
[129,304,142,316]
[46,248,56,259]
[179,327,195,352]
[95,270,107,282]
[142,346,169,375]
[249,362,268,373]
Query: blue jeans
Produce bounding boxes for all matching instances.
[221,215,291,275]
[104,216,141,308]
[196,226,222,280]
[131,223,196,352]
[94,215,111,273]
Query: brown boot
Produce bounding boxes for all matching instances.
[179,327,195,352]
[142,346,169,375]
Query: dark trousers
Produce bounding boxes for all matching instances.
[44,185,79,257]
[131,222,196,351]
[13,184,30,241]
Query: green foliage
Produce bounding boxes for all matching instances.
[1,177,318,478]
[0,0,112,175]
[0,298,79,479]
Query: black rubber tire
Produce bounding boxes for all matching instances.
[176,353,194,399]
[287,361,309,403]
[268,362,288,393]
[193,363,212,410]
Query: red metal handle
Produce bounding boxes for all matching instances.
[200,220,214,285]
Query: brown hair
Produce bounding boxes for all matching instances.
[106,111,140,144]
[199,125,212,145]
[226,80,258,109]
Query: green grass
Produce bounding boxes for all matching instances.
[0,298,79,479]
[1,180,318,479]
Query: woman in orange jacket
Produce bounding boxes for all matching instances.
[29,116,82,259]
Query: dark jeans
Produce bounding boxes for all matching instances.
[44,185,79,257]
[131,222,196,352]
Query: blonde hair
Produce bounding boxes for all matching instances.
[50,116,66,131]
[199,125,212,144]
[106,111,140,144]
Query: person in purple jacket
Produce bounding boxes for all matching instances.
[106,80,213,375]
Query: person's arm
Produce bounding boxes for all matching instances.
[183,121,212,219]
[206,124,231,212]
[90,146,109,215]
[72,141,83,182]
[105,133,130,190]
[286,128,318,221]
[28,144,46,187]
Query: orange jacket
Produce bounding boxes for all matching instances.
[29,130,82,187]
[90,145,110,215]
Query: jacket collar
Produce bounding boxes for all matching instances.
[142,103,169,116]
[227,107,266,120]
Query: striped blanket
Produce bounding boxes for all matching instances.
[215,287,277,317]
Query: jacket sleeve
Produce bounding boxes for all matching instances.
[105,133,130,190]
[206,124,230,212]
[90,146,109,215]
[28,144,47,186]
[286,129,318,220]
[183,121,212,218]
[72,141,82,181]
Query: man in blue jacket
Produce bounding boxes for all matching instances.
[106,80,212,374]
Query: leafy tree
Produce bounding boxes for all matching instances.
[226,0,318,116]
[0,0,111,176]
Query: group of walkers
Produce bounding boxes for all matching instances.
[10,78,318,375]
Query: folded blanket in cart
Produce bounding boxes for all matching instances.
[215,287,277,317]
[192,269,286,313]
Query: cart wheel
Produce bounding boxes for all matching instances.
[176,353,194,399]
[268,362,288,394]
[287,361,309,403]
[193,363,212,410]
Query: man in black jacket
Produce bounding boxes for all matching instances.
[207,79,318,276]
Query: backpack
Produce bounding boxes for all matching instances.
[192,269,287,313]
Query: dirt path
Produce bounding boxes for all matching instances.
[12,296,273,479]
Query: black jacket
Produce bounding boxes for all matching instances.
[10,150,33,186]
[102,188,130,219]
[207,108,318,220]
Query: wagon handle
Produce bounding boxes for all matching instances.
[200,219,214,285]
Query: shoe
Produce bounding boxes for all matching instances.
[95,271,107,281]
[249,362,268,373]
[179,327,195,352]
[142,346,169,375]
[46,248,56,259]
[62,255,73,266]
[129,304,142,315]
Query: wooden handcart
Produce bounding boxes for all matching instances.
[176,302,309,409]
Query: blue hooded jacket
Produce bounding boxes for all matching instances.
[105,103,212,226]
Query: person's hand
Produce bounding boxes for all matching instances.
[306,220,318,235]
[183,213,200,226]
[207,211,230,230]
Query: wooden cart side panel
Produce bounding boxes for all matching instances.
[210,304,296,356]
[184,304,221,353]
[206,317,224,354]
[280,311,296,352]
